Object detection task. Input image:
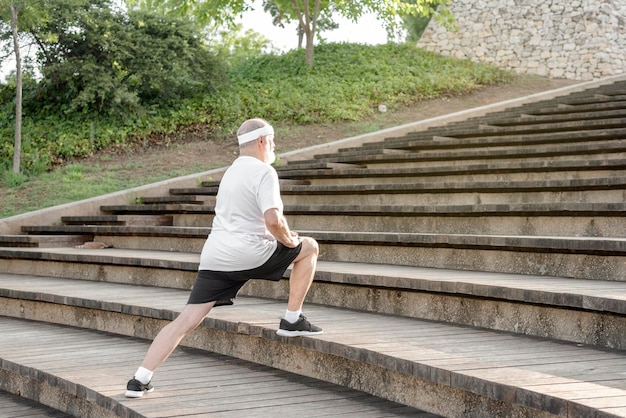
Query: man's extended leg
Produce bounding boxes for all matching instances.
[125,301,215,397]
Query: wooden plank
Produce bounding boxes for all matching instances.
[0,390,71,417]
[0,317,435,418]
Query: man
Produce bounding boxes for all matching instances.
[125,118,322,398]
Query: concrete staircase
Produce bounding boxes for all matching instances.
[1,75,625,417]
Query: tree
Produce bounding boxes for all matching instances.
[14,0,226,119]
[262,0,337,50]
[205,22,276,67]
[0,0,46,173]
[267,0,454,67]
[8,1,21,173]
[126,0,453,68]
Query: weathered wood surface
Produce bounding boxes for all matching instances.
[0,316,436,418]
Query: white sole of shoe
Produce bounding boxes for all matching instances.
[125,388,154,398]
[276,329,323,337]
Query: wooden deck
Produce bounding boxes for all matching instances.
[2,272,626,417]
[0,316,438,418]
[0,389,72,417]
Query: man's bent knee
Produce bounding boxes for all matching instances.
[300,236,319,257]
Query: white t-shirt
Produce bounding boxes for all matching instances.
[199,156,283,271]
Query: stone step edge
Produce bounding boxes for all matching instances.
[4,230,626,255]
[23,225,210,237]
[0,357,132,418]
[333,124,626,156]
[60,214,173,227]
[275,158,626,178]
[1,253,625,316]
[0,359,130,418]
[0,234,91,244]
[21,201,626,218]
[170,176,626,196]
[288,140,626,167]
[431,108,626,128]
[0,290,620,418]
[375,109,626,145]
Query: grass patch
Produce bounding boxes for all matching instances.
[0,161,222,218]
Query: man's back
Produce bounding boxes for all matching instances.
[199,156,282,271]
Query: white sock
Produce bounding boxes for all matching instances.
[135,366,153,384]
[284,309,302,323]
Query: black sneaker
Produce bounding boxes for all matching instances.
[276,314,323,337]
[125,377,154,398]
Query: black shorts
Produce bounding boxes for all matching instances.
[187,242,302,305]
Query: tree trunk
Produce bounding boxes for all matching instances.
[295,0,320,68]
[304,31,314,67]
[10,1,22,174]
[297,22,304,49]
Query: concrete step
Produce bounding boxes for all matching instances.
[9,222,625,279]
[0,234,92,248]
[21,225,209,252]
[0,316,433,418]
[485,108,626,126]
[311,233,626,280]
[392,123,626,150]
[175,175,626,198]
[531,99,626,115]
[170,202,626,237]
[138,195,205,205]
[284,140,626,170]
[385,118,626,148]
[1,253,625,347]
[383,87,626,141]
[277,158,626,186]
[0,276,625,417]
[283,204,626,236]
[505,92,626,112]
[22,202,626,237]
[16,222,626,255]
[401,94,626,135]
[61,214,173,226]
[309,129,626,162]
[98,203,216,215]
[275,178,625,206]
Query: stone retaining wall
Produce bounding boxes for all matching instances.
[418,0,625,80]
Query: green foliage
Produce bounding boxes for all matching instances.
[1,41,512,184]
[262,0,451,37]
[205,23,276,68]
[124,0,454,67]
[403,9,432,41]
[206,43,512,133]
[0,0,49,34]
[29,1,226,118]
[1,168,26,186]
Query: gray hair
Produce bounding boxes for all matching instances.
[237,118,270,138]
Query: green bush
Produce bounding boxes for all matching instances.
[29,3,226,119]
[203,43,512,134]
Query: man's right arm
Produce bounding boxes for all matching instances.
[264,208,300,248]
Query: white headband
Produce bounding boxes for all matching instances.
[237,125,274,145]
